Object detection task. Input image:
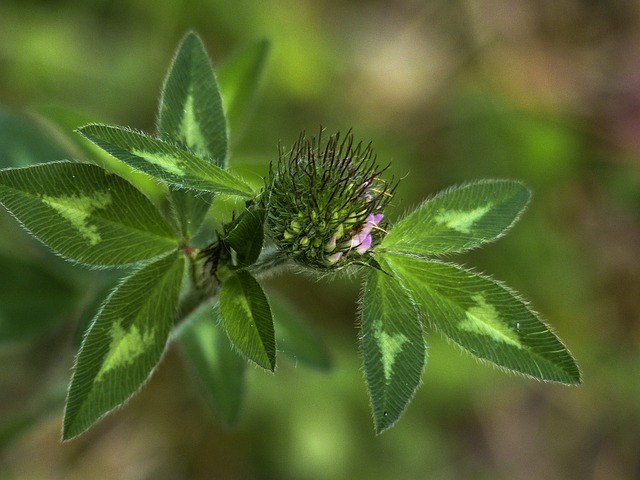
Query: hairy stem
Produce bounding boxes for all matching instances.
[174,245,290,328]
[248,244,290,278]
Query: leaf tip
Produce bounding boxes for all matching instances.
[564,366,583,385]
[60,424,77,442]
[373,411,399,435]
[60,409,87,442]
[264,349,277,372]
[74,123,102,139]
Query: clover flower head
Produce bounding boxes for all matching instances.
[264,129,396,271]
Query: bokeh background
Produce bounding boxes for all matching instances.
[1,1,639,479]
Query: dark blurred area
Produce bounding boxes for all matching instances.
[0,1,639,479]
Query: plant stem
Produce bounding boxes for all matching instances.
[174,286,212,328]
[248,245,290,278]
[174,245,289,328]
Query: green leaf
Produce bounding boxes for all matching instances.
[63,251,185,439]
[177,300,246,425]
[77,124,254,198]
[383,252,581,384]
[157,32,229,238]
[169,188,213,240]
[70,273,121,349]
[269,292,331,370]
[225,206,266,267]
[34,105,166,206]
[0,162,178,267]
[360,263,426,433]
[382,180,530,255]
[219,270,275,370]
[158,31,227,166]
[217,39,270,144]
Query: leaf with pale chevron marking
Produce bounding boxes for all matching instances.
[382,179,530,255]
[382,252,581,384]
[158,31,227,166]
[63,251,185,439]
[77,124,254,198]
[360,263,426,433]
[0,162,178,266]
[157,32,228,237]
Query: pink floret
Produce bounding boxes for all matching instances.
[327,251,343,264]
[356,233,373,254]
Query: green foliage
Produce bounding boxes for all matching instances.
[382,253,581,384]
[63,251,185,439]
[382,180,530,255]
[219,270,276,370]
[0,253,77,343]
[360,264,425,433]
[217,39,270,144]
[0,162,178,266]
[224,205,266,267]
[0,108,114,347]
[77,124,253,198]
[158,32,228,167]
[158,31,229,238]
[0,31,581,440]
[34,105,167,206]
[360,176,579,433]
[0,107,70,168]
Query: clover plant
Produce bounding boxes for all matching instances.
[0,32,581,439]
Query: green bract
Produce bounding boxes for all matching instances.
[0,31,580,440]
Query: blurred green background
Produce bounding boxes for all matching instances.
[1,1,639,479]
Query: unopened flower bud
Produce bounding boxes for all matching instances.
[264,129,396,271]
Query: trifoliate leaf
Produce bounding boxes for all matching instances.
[383,252,581,384]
